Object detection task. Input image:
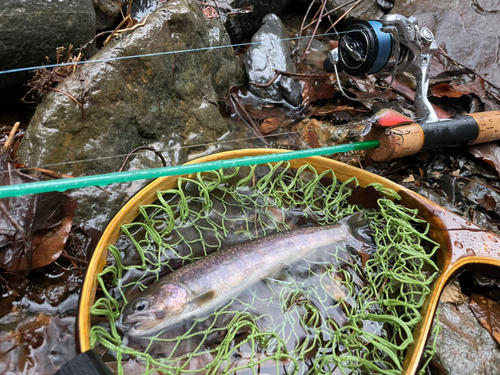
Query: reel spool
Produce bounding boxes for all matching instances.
[324,15,439,123]
[324,20,406,77]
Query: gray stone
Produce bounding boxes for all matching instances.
[18,0,245,231]
[93,0,127,30]
[244,14,302,107]
[0,0,96,107]
[433,301,500,375]
[390,0,500,89]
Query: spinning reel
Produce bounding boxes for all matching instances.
[324,15,438,123]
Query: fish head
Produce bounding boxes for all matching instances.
[120,283,189,337]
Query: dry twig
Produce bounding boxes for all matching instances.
[3,122,20,151]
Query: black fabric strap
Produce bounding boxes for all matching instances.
[55,350,113,375]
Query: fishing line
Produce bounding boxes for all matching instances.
[4,120,364,174]
[0,30,361,76]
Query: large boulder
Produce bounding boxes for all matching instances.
[0,0,96,108]
[18,0,245,231]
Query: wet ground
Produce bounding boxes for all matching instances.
[1,1,500,374]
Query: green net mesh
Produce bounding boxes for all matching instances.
[89,162,441,375]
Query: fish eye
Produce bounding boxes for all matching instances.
[133,298,149,312]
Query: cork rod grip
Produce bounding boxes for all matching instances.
[366,123,424,162]
[469,111,500,144]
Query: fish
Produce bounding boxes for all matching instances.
[120,217,359,337]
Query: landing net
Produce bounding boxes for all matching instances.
[89,162,441,375]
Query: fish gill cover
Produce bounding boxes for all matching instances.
[89,162,441,375]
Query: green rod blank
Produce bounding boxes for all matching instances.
[0,141,379,198]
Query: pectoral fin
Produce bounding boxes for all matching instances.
[192,290,217,307]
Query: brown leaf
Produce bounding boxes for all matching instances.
[432,78,486,101]
[258,116,284,135]
[431,83,475,98]
[403,175,416,183]
[301,75,337,105]
[0,292,17,319]
[348,186,382,209]
[470,294,500,345]
[0,153,78,272]
[356,247,372,268]
[32,216,73,269]
[381,77,451,119]
[440,280,467,304]
[478,194,497,212]
[470,143,500,178]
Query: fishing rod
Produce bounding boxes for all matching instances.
[0,141,379,198]
[323,14,500,160]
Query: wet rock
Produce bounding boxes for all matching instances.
[130,0,159,21]
[390,0,500,90]
[93,0,127,30]
[323,0,390,22]
[219,0,291,43]
[44,284,70,307]
[433,301,500,375]
[130,0,291,43]
[244,14,302,107]
[18,0,245,231]
[0,0,96,107]
[292,118,365,165]
[292,118,364,148]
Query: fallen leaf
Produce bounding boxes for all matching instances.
[356,247,372,268]
[477,194,497,212]
[0,292,17,319]
[432,78,488,106]
[322,276,348,300]
[403,175,416,183]
[301,74,337,105]
[349,76,399,101]
[32,216,73,269]
[470,294,500,345]
[470,143,500,178]
[0,153,78,272]
[348,186,382,209]
[431,83,475,98]
[440,280,467,304]
[381,77,451,119]
[258,116,284,135]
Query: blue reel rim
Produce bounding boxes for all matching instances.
[367,21,393,74]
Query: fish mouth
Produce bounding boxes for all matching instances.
[120,312,156,331]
